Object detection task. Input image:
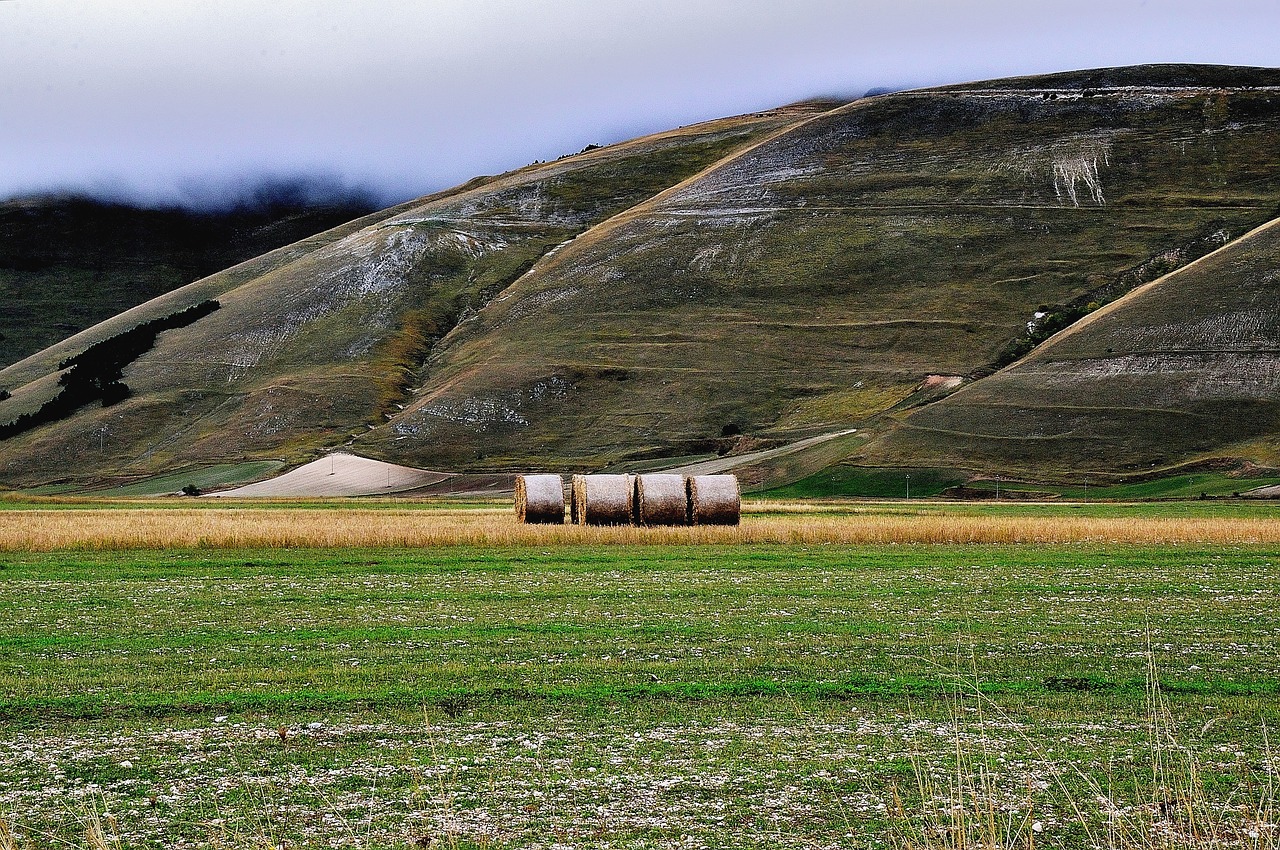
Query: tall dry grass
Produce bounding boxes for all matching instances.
[3,505,1280,550]
[888,656,1277,849]
[0,812,18,850]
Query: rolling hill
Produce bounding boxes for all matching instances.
[5,64,1280,492]
[354,64,1280,475]
[0,105,824,487]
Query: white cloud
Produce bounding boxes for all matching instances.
[1,0,1277,205]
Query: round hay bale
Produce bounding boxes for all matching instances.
[514,474,565,524]
[687,474,740,525]
[635,473,689,526]
[571,474,634,525]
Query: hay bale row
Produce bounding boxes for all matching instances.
[571,474,634,525]
[517,472,739,526]
[514,474,566,524]
[635,474,688,526]
[687,474,741,525]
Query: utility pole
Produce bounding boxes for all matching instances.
[905,474,910,500]
[995,475,1000,500]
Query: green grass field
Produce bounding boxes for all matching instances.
[765,466,970,499]
[768,465,1280,501]
[1,531,1277,847]
[78,460,286,497]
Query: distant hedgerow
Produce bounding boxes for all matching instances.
[0,300,220,441]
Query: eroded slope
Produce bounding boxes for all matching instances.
[865,217,1280,476]
[9,65,1280,488]
[362,66,1280,471]
[0,108,813,487]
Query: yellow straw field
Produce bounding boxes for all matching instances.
[4,502,1280,550]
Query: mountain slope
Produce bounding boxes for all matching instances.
[0,106,822,487]
[8,65,1280,490]
[862,215,1280,477]
[357,64,1280,471]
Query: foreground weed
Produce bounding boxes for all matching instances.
[414,707,494,850]
[79,798,119,850]
[888,669,1046,850]
[888,653,1278,849]
[1092,652,1279,849]
[0,811,20,850]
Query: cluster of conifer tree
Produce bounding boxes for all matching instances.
[0,300,220,441]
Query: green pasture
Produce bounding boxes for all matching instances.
[0,540,1277,847]
[975,472,1280,501]
[770,464,1280,502]
[78,460,286,497]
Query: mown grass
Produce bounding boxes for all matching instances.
[771,466,1280,501]
[78,460,285,498]
[765,466,970,499]
[0,511,1278,846]
[3,542,1277,717]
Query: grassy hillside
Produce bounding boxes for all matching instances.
[0,192,379,369]
[0,107,818,487]
[360,65,1280,472]
[8,65,1280,489]
[863,215,1280,478]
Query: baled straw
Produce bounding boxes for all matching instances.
[635,474,689,526]
[514,474,565,524]
[572,474,634,525]
[687,474,741,525]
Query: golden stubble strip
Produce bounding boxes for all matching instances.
[2,506,1280,550]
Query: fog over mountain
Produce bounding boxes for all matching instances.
[4,0,1280,208]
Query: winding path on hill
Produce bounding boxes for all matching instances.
[657,428,858,476]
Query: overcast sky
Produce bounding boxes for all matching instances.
[3,0,1280,208]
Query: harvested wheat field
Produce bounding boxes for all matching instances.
[4,499,1280,550]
